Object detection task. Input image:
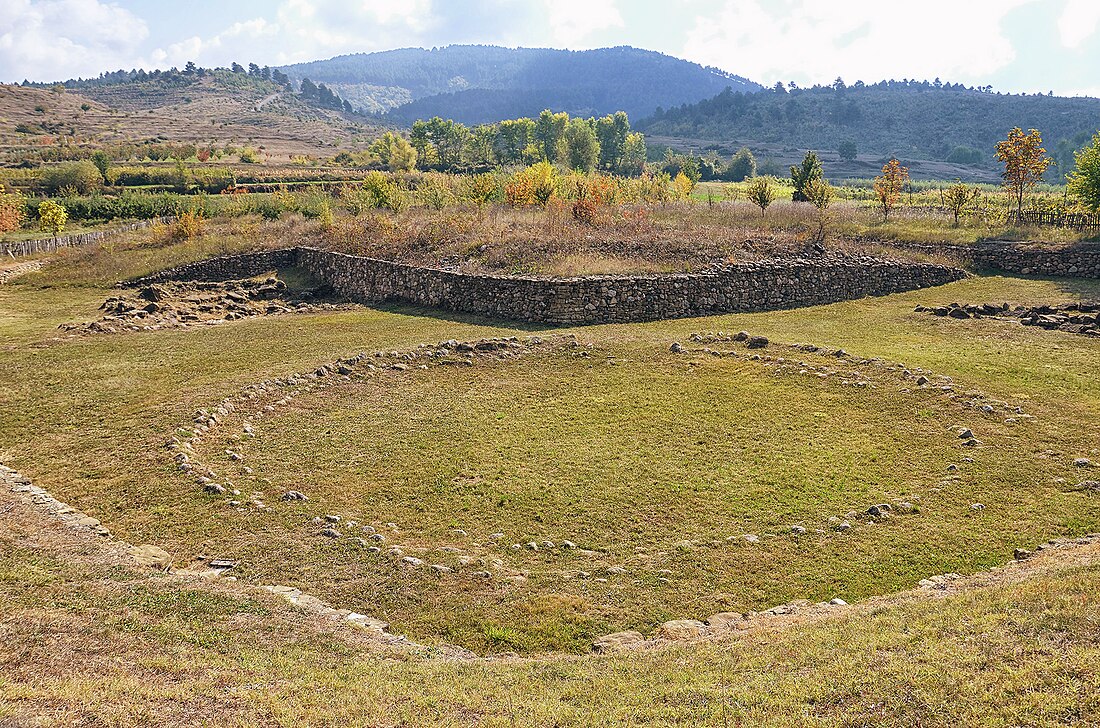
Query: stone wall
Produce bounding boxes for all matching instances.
[295,248,965,325]
[128,247,965,324]
[128,248,300,286]
[886,241,1100,279]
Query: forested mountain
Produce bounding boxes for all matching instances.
[639,80,1100,178]
[279,45,759,122]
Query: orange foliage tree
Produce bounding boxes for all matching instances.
[0,184,26,234]
[873,158,909,222]
[995,127,1052,217]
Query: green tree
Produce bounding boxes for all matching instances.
[409,117,469,170]
[594,111,630,171]
[746,175,777,217]
[1067,132,1100,211]
[534,110,569,163]
[563,119,600,172]
[943,180,980,225]
[370,132,419,172]
[620,132,647,176]
[790,151,823,201]
[40,161,102,195]
[838,140,857,161]
[91,150,111,181]
[725,146,756,182]
[464,125,498,168]
[495,118,538,165]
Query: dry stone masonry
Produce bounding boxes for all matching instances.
[61,277,355,336]
[129,247,966,325]
[915,301,1100,337]
[887,241,1100,279]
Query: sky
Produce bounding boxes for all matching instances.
[1,0,1099,97]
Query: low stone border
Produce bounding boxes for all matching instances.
[0,260,44,284]
[915,301,1100,337]
[0,462,471,659]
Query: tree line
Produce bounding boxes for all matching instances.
[640,81,1100,179]
[373,111,648,175]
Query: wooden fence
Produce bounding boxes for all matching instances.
[2,217,171,258]
[1008,210,1100,231]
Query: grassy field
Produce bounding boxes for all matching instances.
[2,457,1098,726]
[1,235,1100,722]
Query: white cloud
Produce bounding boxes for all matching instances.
[681,0,1037,88]
[0,0,149,81]
[1058,0,1100,48]
[546,0,624,46]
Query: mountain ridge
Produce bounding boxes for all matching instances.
[279,44,760,123]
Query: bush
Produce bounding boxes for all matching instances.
[172,210,205,240]
[359,172,406,212]
[40,161,103,195]
[505,162,558,207]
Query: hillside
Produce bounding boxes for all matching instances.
[0,73,383,164]
[280,45,760,124]
[639,81,1100,180]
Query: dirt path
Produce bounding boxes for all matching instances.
[254,93,281,112]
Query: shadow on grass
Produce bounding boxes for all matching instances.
[364,302,561,333]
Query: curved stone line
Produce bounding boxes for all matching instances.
[0,460,477,660]
[10,447,1098,659]
[170,335,600,575]
[171,329,1058,655]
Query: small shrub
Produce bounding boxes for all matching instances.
[461,174,499,209]
[318,200,335,231]
[360,172,406,212]
[746,176,777,217]
[172,210,205,240]
[256,197,282,221]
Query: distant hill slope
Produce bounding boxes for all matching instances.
[280,45,760,123]
[639,82,1100,179]
[0,74,382,164]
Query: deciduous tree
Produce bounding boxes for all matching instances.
[726,146,756,182]
[1067,132,1100,212]
[942,180,980,226]
[0,184,26,234]
[746,175,777,217]
[370,132,418,172]
[804,178,833,241]
[995,127,1052,216]
[874,158,909,222]
[563,119,600,173]
[37,200,67,237]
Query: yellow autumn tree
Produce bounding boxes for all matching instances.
[995,127,1052,217]
[874,159,909,222]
